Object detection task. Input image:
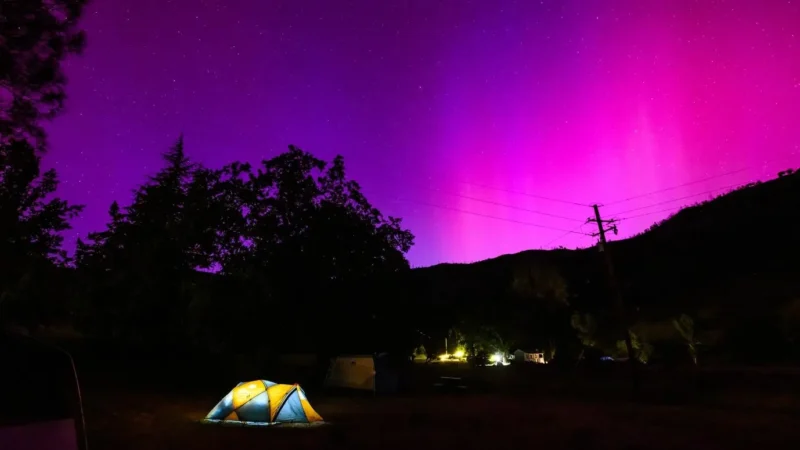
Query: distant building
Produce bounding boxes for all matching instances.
[513,349,545,364]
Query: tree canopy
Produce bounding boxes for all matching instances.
[0,0,89,149]
[1,1,87,328]
[74,140,415,351]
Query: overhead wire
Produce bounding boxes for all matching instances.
[617,179,750,221]
[602,167,751,207]
[394,154,796,245]
[399,199,593,235]
[456,181,592,207]
[603,152,799,208]
[543,222,592,248]
[421,186,586,222]
[607,181,747,216]
[617,205,685,221]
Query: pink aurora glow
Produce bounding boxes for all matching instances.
[45,0,799,267]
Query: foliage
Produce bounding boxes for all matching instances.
[615,331,652,364]
[74,141,415,352]
[0,1,87,329]
[672,313,698,365]
[0,0,89,149]
[509,264,581,360]
[0,140,83,327]
[512,264,569,308]
[240,147,414,284]
[571,312,599,348]
[75,137,218,345]
[458,324,506,355]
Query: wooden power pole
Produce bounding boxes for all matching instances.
[589,204,639,393]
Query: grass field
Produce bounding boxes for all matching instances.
[79,360,800,450]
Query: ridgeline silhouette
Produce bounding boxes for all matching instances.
[393,169,800,366]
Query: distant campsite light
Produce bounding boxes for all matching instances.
[438,353,449,360]
[490,353,503,363]
[453,349,465,359]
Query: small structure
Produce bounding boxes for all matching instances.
[324,354,398,393]
[203,380,323,426]
[513,349,546,364]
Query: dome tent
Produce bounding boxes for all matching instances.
[203,380,323,426]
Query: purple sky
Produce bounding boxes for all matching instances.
[45,0,799,267]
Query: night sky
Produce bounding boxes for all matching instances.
[44,0,799,267]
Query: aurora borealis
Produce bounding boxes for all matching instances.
[44,0,799,267]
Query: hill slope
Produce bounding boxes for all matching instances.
[396,170,800,355]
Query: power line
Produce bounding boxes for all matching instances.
[608,182,746,216]
[602,167,751,207]
[618,205,685,221]
[457,181,592,207]
[399,199,593,235]
[423,187,586,222]
[543,222,590,248]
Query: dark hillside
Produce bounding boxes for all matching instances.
[615,170,800,313]
[395,169,800,360]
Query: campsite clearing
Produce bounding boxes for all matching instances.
[82,384,800,450]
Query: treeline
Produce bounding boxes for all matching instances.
[5,137,415,356]
[73,138,414,353]
[1,1,419,357]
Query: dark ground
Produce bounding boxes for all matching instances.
[71,349,800,450]
[82,387,800,450]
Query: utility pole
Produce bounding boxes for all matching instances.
[589,204,639,394]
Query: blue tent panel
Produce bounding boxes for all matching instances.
[274,390,307,423]
[235,391,270,422]
[204,381,323,426]
[205,391,234,420]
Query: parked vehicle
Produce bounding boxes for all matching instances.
[0,331,88,450]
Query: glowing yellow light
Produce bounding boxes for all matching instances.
[453,349,465,358]
[235,388,252,400]
[438,354,448,360]
[489,353,502,363]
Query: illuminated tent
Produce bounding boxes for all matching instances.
[203,380,323,426]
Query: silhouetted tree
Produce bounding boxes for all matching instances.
[0,140,82,327]
[571,312,599,349]
[76,137,220,345]
[238,145,414,351]
[512,264,574,359]
[0,0,88,329]
[76,141,415,353]
[0,0,89,149]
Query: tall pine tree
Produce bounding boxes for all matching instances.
[76,137,220,345]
